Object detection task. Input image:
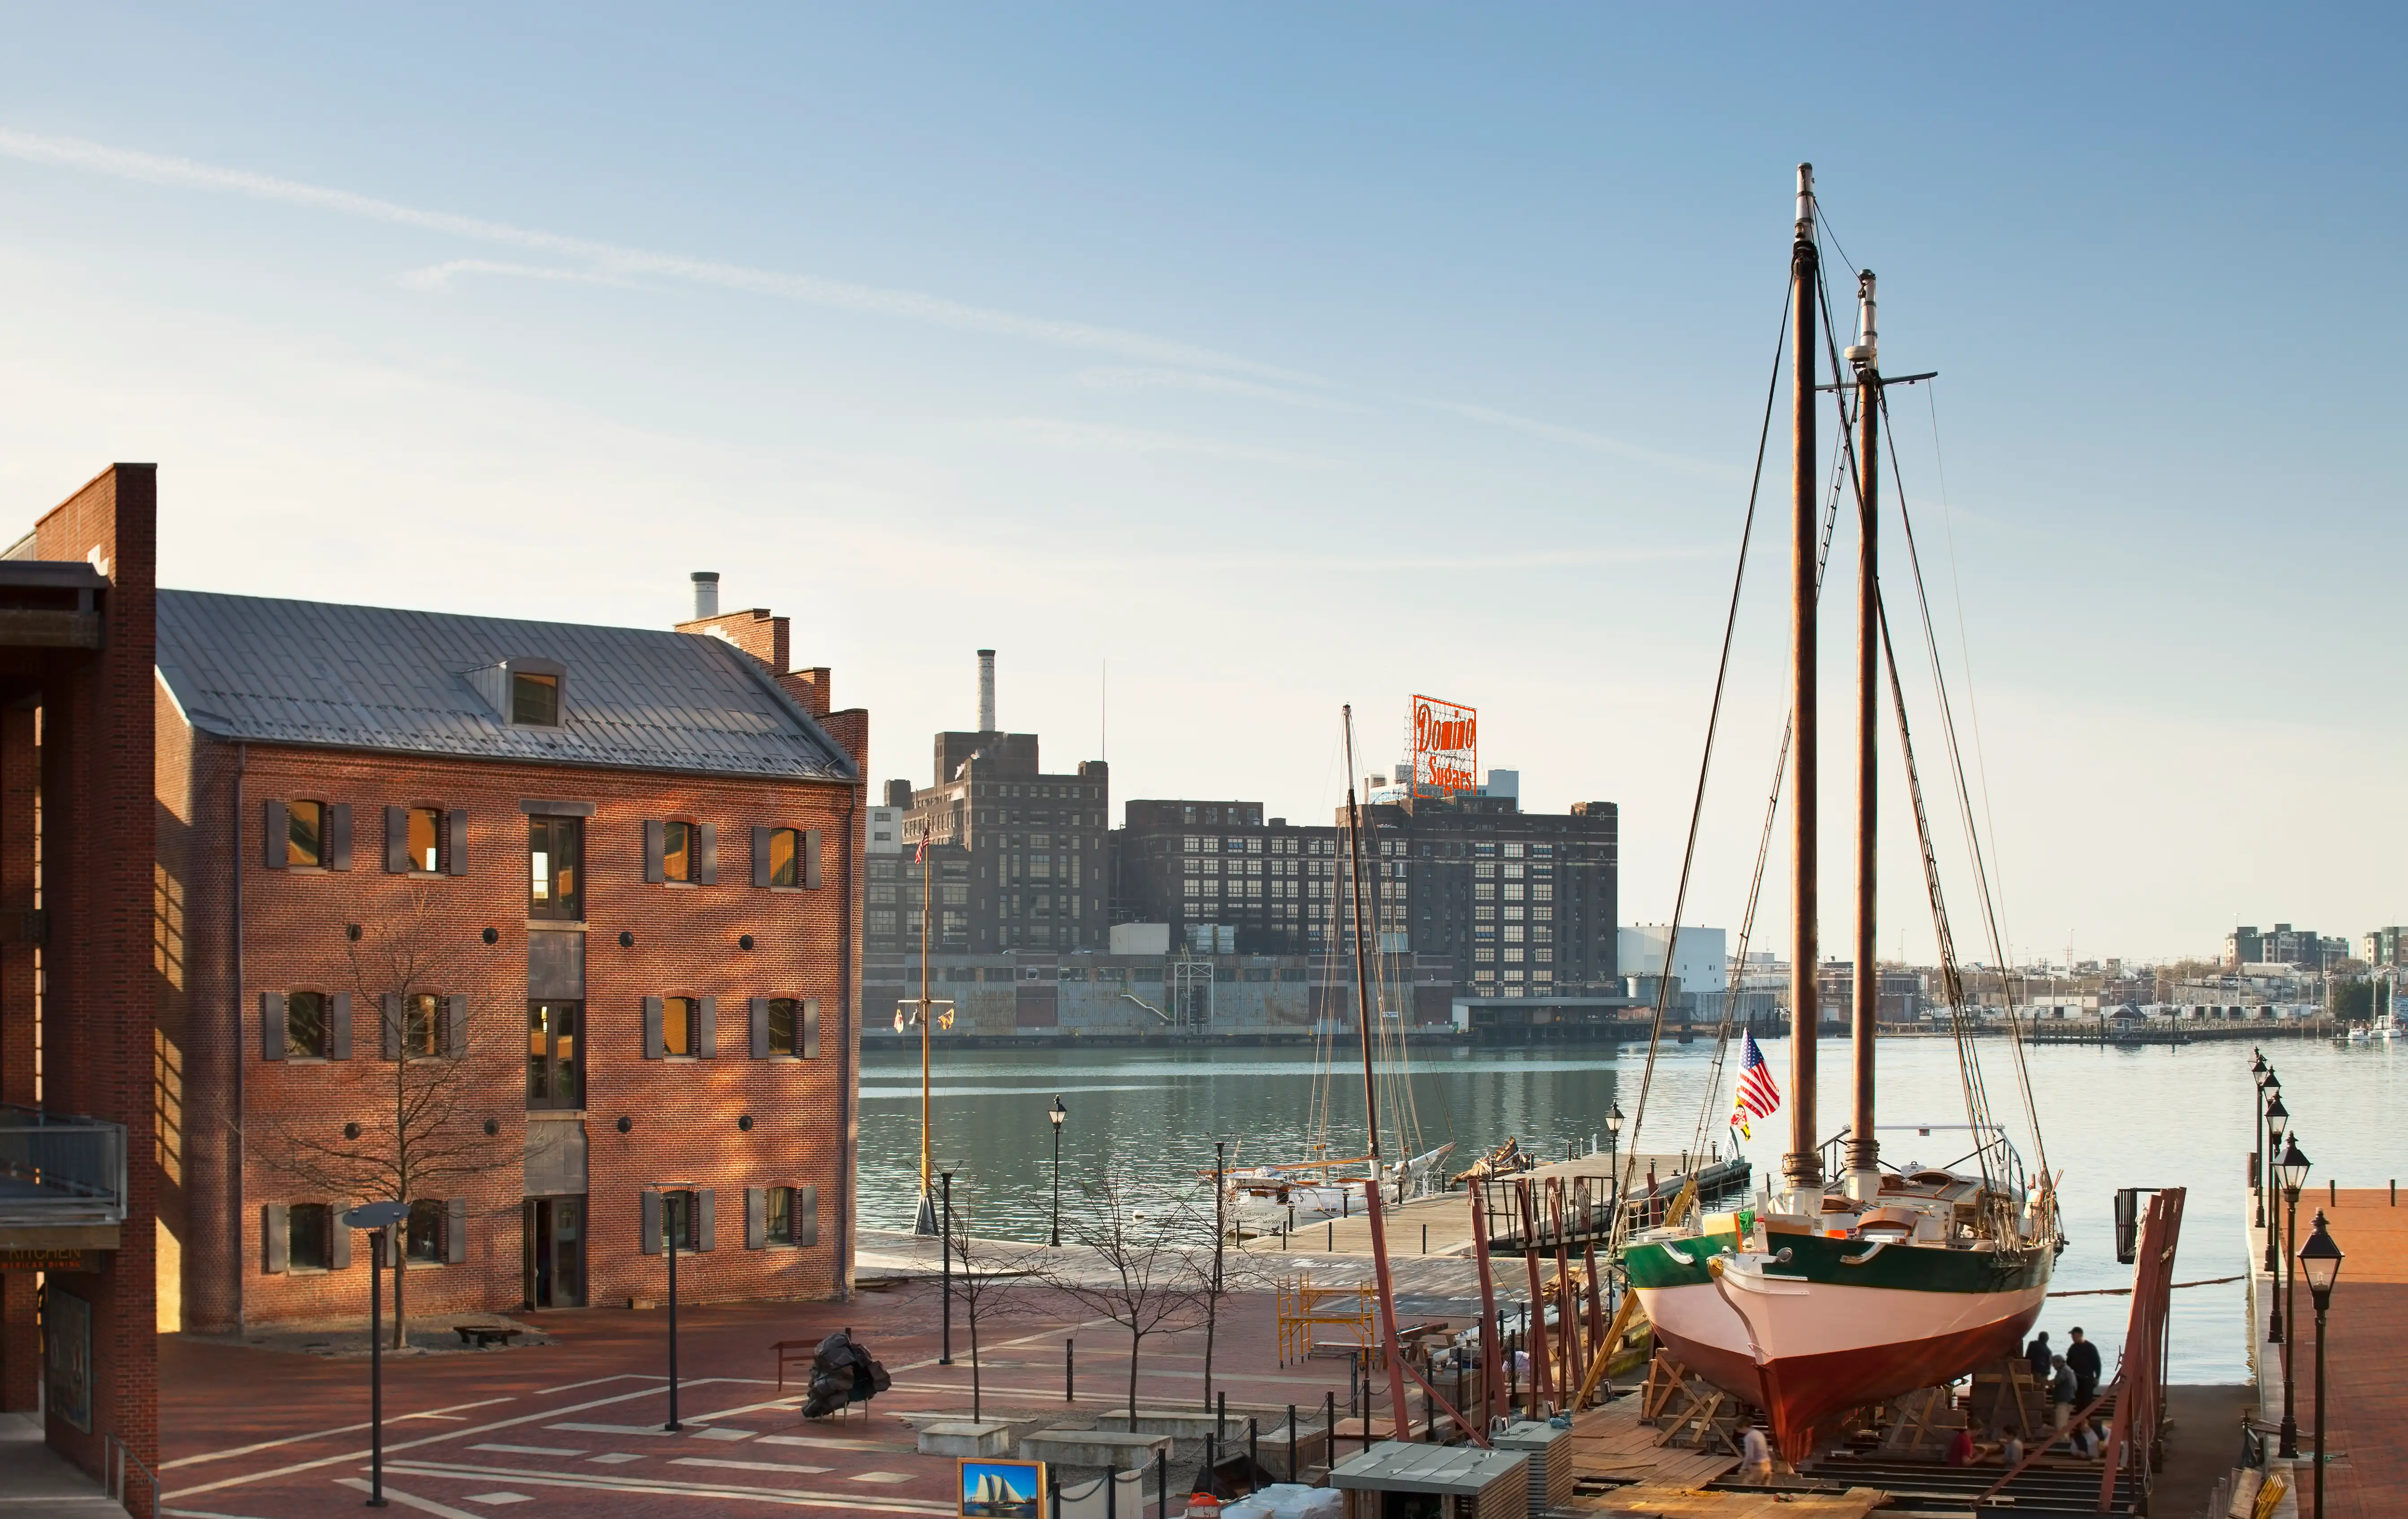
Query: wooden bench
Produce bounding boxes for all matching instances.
[455,1325,522,1349]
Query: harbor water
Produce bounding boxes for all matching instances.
[861,1032,2403,1383]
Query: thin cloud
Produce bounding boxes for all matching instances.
[974,416,1339,468]
[400,259,639,292]
[1076,366,1372,414]
[1414,398,1736,478]
[0,127,1330,385]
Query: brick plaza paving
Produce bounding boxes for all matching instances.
[156,1284,1379,1519]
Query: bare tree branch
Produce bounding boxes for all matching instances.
[1030,1168,1211,1420]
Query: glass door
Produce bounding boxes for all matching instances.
[523,1196,587,1309]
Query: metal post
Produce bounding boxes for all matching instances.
[1783,161,1824,1201]
[1066,1338,1075,1401]
[1215,1141,1226,1294]
[1107,1462,1118,1519]
[2279,1186,2300,1457]
[941,1170,956,1364]
[666,1199,682,1431]
[1052,1110,1065,1248]
[366,1229,387,1507]
[1156,1448,1168,1519]
[2314,1295,2329,1519]
[1324,1391,1335,1467]
[1218,1390,1227,1444]
[1288,1403,1298,1481]
[1248,1417,1258,1478]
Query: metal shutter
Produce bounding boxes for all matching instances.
[328,993,352,1061]
[384,806,410,872]
[263,800,288,870]
[263,1204,288,1272]
[805,829,823,889]
[802,999,819,1059]
[696,997,717,1058]
[643,997,665,1059]
[640,1190,661,1254]
[381,994,402,1061]
[446,809,468,876]
[745,1187,765,1249]
[749,998,769,1059]
[331,1212,353,1270]
[696,1189,716,1252]
[696,824,717,885]
[447,1198,468,1264]
[261,992,286,1061]
[643,820,665,884]
[445,996,467,1058]
[326,805,353,871]
[799,1184,819,1247]
[752,827,773,888]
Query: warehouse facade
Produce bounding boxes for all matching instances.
[156,586,866,1329]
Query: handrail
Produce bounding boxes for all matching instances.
[105,1431,161,1518]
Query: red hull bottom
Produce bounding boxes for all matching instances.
[1647,1329,1770,1414]
[1756,1304,2043,1462]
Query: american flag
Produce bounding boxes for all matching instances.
[1731,1032,1782,1139]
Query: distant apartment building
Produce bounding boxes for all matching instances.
[870,652,1109,957]
[2360,927,2408,968]
[2227,923,2348,971]
[1112,783,1619,998]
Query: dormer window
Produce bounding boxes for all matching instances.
[513,672,561,726]
[469,656,568,727]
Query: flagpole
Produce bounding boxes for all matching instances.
[913,826,938,1236]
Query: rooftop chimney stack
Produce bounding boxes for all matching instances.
[691,571,720,620]
[977,649,996,732]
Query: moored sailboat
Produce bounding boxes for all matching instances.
[1620,164,2058,1462]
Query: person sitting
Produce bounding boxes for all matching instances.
[1946,1425,1978,1467]
[1999,1427,2025,1468]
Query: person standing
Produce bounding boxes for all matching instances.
[2024,1330,2052,1382]
[2048,1355,2077,1441]
[2065,1327,2101,1409]
[1739,1425,1773,1485]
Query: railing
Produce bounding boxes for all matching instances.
[0,1104,128,1226]
[105,1431,161,1519]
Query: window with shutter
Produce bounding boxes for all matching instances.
[661,821,693,882]
[765,1185,796,1246]
[643,997,665,1060]
[284,992,329,1059]
[798,1184,819,1248]
[384,806,411,873]
[749,998,769,1059]
[331,1214,353,1271]
[326,804,353,870]
[446,1198,468,1264]
[380,994,402,1061]
[804,829,823,890]
[695,997,717,1058]
[328,993,353,1061]
[640,1190,662,1255]
[287,1202,332,1272]
[801,999,819,1059]
[405,1200,445,1263]
[263,1203,289,1272]
[445,995,467,1057]
[261,992,287,1061]
[745,1187,766,1249]
[696,824,717,885]
[644,819,667,884]
[446,808,469,876]
[695,1189,716,1252]
[263,800,290,870]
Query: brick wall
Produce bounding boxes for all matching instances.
[166,724,867,1331]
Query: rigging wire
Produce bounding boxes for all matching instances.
[1610,274,1796,1237]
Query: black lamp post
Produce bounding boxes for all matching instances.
[342,1201,410,1508]
[1049,1096,1068,1248]
[648,1181,697,1432]
[2299,1210,2343,1519]
[939,1169,955,1366]
[2251,1056,2271,1228]
[2263,1092,2290,1284]
[1606,1104,1626,1219]
[2277,1136,2309,1458]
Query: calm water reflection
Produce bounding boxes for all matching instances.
[861,1033,2402,1381]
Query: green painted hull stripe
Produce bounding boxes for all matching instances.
[1622,1234,2052,1295]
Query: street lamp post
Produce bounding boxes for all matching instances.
[1606,1104,1626,1221]
[940,1170,955,1366]
[2264,1091,2290,1289]
[649,1182,697,1431]
[2299,1210,2344,1519]
[2251,1053,2269,1228]
[342,1201,409,1509]
[2277,1137,2309,1458]
[1049,1096,1069,1248]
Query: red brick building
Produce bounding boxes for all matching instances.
[0,466,159,1502]
[156,575,866,1335]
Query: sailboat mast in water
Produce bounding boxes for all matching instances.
[1340,705,1411,1434]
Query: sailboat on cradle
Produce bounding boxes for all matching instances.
[1619,165,2060,1462]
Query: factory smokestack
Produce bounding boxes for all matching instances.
[691,571,720,620]
[977,649,996,732]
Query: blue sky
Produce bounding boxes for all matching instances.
[0,5,2399,961]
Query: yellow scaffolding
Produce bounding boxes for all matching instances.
[1275,1272,1374,1367]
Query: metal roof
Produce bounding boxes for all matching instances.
[155,590,856,783]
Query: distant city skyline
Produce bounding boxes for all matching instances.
[1,6,2401,960]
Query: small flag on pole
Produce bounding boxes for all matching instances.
[1732,1031,1782,1139]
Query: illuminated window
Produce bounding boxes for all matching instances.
[287,801,326,867]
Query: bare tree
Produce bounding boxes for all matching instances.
[941,1193,1034,1423]
[1034,1168,1209,1421]
[262,886,510,1346]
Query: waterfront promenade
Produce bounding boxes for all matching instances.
[2248,1185,2406,1518]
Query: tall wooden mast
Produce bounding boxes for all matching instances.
[1783,163,1824,1201]
[1847,270,1882,1200]
[1341,706,1412,1434]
